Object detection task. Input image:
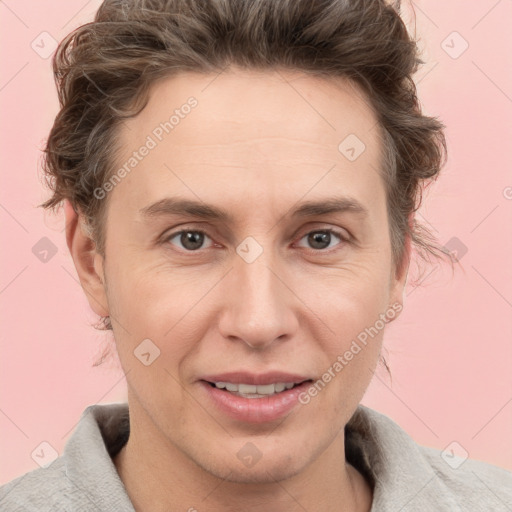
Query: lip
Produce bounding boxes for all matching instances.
[199,371,311,386]
[198,372,313,424]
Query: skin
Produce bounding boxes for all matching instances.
[65,67,410,512]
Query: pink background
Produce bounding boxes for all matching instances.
[1,0,511,484]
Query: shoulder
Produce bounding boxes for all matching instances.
[0,403,133,512]
[0,457,84,512]
[350,405,512,511]
[419,444,512,510]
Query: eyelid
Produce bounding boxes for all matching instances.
[293,227,351,253]
[295,223,351,241]
[162,223,352,253]
[161,227,216,250]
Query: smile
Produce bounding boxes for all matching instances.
[208,381,305,398]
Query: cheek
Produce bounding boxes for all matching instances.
[105,262,209,369]
[304,286,386,426]
[305,265,390,381]
[312,263,391,333]
[107,258,185,328]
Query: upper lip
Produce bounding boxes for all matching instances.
[200,371,312,386]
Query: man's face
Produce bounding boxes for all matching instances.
[85,68,407,482]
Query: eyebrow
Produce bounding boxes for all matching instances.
[139,196,369,222]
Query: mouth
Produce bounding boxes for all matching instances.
[198,373,314,423]
[203,380,312,399]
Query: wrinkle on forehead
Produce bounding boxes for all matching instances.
[118,67,380,155]
[107,68,387,234]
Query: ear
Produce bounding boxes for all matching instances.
[388,213,413,318]
[64,199,109,317]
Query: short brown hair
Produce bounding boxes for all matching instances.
[40,0,450,338]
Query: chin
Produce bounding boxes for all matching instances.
[202,455,306,484]
[187,434,317,484]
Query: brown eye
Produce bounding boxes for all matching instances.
[297,229,347,251]
[165,230,213,251]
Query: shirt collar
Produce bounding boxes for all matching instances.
[63,402,462,511]
[346,404,462,511]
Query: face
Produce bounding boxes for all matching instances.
[75,68,408,483]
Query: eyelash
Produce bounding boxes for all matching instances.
[162,227,351,254]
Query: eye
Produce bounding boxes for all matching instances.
[163,227,350,253]
[164,229,214,251]
[296,228,348,251]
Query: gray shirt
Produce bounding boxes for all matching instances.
[1,402,511,511]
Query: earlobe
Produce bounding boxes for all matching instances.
[63,199,109,317]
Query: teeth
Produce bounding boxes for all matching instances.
[239,384,257,394]
[256,384,274,394]
[213,381,299,396]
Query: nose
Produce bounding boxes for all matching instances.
[217,249,298,350]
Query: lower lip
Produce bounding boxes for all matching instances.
[199,381,311,423]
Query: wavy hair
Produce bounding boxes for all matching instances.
[39,0,450,369]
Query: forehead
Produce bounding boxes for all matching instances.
[110,68,385,220]
[123,68,380,151]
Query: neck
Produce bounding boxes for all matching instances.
[113,399,373,512]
